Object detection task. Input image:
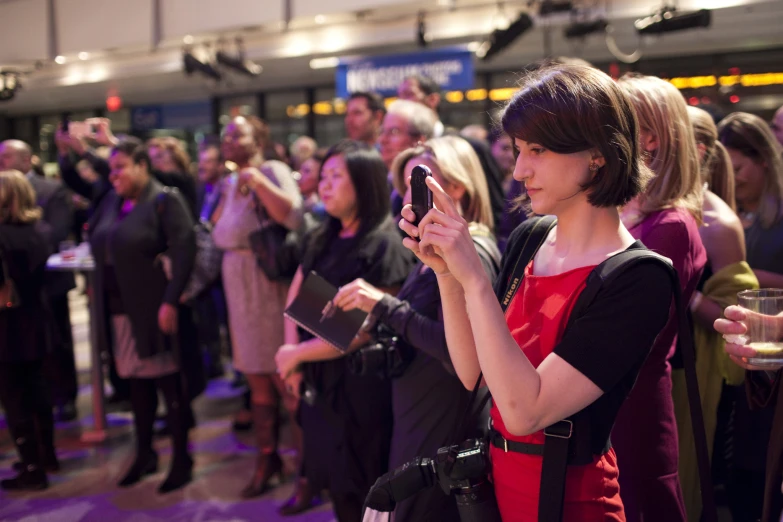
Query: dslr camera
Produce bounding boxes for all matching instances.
[348,326,414,379]
[363,438,501,522]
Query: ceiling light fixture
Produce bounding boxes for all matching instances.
[183,49,222,81]
[54,55,66,64]
[564,18,608,39]
[310,57,340,69]
[635,7,711,35]
[78,52,89,60]
[476,12,533,61]
[215,38,262,77]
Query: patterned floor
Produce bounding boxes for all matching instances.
[0,284,336,522]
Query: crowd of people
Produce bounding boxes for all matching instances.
[1,59,783,522]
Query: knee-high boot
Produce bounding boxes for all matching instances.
[158,373,193,494]
[118,378,159,487]
[1,419,48,491]
[240,403,283,498]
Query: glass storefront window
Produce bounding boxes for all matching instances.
[266,90,308,149]
[440,75,490,131]
[218,95,258,128]
[313,87,345,148]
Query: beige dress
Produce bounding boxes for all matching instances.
[212,161,301,375]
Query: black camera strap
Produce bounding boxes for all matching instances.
[445,216,556,476]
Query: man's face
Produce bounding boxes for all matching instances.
[0,143,28,173]
[345,97,380,143]
[397,78,426,105]
[198,147,222,184]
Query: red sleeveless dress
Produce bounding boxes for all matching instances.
[490,261,626,522]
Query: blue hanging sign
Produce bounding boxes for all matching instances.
[336,48,475,99]
[131,101,211,131]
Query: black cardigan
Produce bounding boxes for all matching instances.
[88,179,195,358]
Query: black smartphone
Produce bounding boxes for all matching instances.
[411,164,433,228]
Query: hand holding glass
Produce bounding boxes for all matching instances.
[736,289,783,368]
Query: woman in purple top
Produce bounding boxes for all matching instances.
[614,74,707,522]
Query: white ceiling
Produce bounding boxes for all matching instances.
[1,0,782,115]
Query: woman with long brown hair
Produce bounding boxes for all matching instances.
[672,106,758,522]
[613,73,707,522]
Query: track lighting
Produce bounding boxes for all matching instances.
[635,7,711,35]
[216,38,262,77]
[183,50,222,81]
[564,19,608,39]
[476,12,534,61]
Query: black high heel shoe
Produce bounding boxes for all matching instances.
[158,455,193,494]
[240,452,284,498]
[118,452,158,487]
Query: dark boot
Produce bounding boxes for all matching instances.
[240,403,283,498]
[1,420,48,491]
[12,410,60,474]
[119,378,158,488]
[279,477,322,516]
[158,374,193,494]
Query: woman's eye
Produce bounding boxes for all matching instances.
[530,147,545,155]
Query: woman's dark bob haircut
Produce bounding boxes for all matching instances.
[501,63,648,208]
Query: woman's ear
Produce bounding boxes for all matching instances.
[640,131,658,154]
[590,150,607,169]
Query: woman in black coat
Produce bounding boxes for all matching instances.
[0,170,57,491]
[88,140,196,493]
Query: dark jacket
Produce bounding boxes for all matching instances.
[747,372,783,522]
[88,179,195,359]
[27,172,76,297]
[58,151,112,208]
[156,170,198,221]
[0,222,53,362]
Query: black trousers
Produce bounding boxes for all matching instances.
[44,295,78,405]
[0,360,55,463]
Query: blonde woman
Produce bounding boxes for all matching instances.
[0,170,58,491]
[333,135,499,521]
[673,106,759,522]
[614,73,707,522]
[717,112,783,522]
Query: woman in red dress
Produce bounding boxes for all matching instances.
[399,64,674,521]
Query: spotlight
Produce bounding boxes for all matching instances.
[539,1,573,16]
[216,51,262,77]
[216,38,262,77]
[564,19,607,39]
[477,12,534,61]
[183,50,222,81]
[417,12,429,48]
[635,7,711,35]
[0,71,20,102]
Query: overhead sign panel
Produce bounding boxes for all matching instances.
[336,48,474,98]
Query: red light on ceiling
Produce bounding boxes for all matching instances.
[688,96,699,106]
[730,95,740,104]
[729,67,741,76]
[106,95,122,112]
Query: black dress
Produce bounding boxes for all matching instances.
[298,217,414,508]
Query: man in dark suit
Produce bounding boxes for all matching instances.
[194,143,228,379]
[0,140,78,422]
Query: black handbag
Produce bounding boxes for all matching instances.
[248,196,303,281]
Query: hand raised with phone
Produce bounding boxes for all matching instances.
[399,166,486,290]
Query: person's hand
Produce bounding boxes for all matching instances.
[55,124,72,156]
[715,305,783,371]
[402,177,486,289]
[237,167,265,193]
[158,303,178,335]
[87,118,117,147]
[284,371,304,400]
[333,278,386,313]
[276,344,302,378]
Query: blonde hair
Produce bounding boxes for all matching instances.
[718,112,783,228]
[0,170,42,224]
[687,106,736,212]
[386,99,438,139]
[619,74,703,223]
[391,136,494,229]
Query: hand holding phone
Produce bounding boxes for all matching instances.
[410,164,433,229]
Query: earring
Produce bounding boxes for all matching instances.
[589,162,599,173]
